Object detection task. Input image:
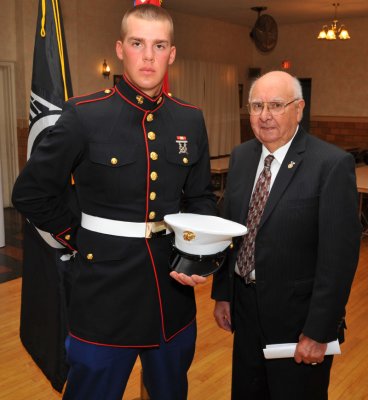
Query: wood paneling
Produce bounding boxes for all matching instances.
[240,115,368,154]
[311,118,368,151]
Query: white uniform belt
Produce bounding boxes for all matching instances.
[81,212,168,238]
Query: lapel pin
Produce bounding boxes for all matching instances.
[288,161,296,169]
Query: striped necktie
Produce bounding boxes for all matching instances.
[237,154,274,283]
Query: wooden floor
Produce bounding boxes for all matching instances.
[0,239,367,399]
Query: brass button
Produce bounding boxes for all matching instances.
[157,96,162,104]
[104,89,111,94]
[146,113,154,122]
[150,152,158,161]
[147,131,156,140]
[150,171,158,181]
[229,242,234,249]
[150,192,157,201]
[111,157,118,165]
[86,253,94,260]
[168,92,173,97]
[183,157,189,164]
[65,234,71,241]
[149,211,156,220]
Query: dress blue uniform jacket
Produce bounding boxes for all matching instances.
[12,75,217,347]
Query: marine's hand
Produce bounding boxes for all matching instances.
[294,333,327,365]
[214,301,232,332]
[169,271,207,286]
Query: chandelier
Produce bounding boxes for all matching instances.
[317,3,351,40]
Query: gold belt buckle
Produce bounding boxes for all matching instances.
[145,221,167,238]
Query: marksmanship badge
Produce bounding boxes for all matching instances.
[176,135,188,154]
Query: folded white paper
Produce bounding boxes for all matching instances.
[263,339,341,359]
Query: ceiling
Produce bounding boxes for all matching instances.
[164,0,368,27]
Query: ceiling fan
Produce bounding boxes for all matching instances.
[249,6,278,52]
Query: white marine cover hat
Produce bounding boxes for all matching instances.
[164,213,247,276]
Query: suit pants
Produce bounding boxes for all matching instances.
[62,322,196,400]
[232,275,333,400]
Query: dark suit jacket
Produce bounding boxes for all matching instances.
[212,127,361,345]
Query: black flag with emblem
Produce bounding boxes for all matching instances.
[20,0,74,392]
[28,0,72,156]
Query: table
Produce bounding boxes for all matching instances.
[356,165,368,235]
[210,156,230,203]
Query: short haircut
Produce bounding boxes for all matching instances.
[248,72,304,101]
[292,77,303,99]
[121,4,174,44]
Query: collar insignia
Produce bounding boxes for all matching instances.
[136,95,144,105]
[288,161,296,169]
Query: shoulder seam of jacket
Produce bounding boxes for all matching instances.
[165,94,200,110]
[70,88,116,106]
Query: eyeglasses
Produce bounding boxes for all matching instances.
[247,99,300,116]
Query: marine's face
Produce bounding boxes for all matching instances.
[249,72,305,152]
[116,15,176,97]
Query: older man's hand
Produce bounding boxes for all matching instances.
[294,333,327,365]
[214,301,232,332]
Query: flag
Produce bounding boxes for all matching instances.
[28,0,72,157]
[20,0,74,392]
[134,0,170,94]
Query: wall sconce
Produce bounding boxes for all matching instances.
[102,59,110,79]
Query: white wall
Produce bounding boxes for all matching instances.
[1,1,367,119]
[251,17,368,117]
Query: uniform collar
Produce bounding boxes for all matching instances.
[115,75,164,111]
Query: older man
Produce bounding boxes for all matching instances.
[212,71,361,400]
